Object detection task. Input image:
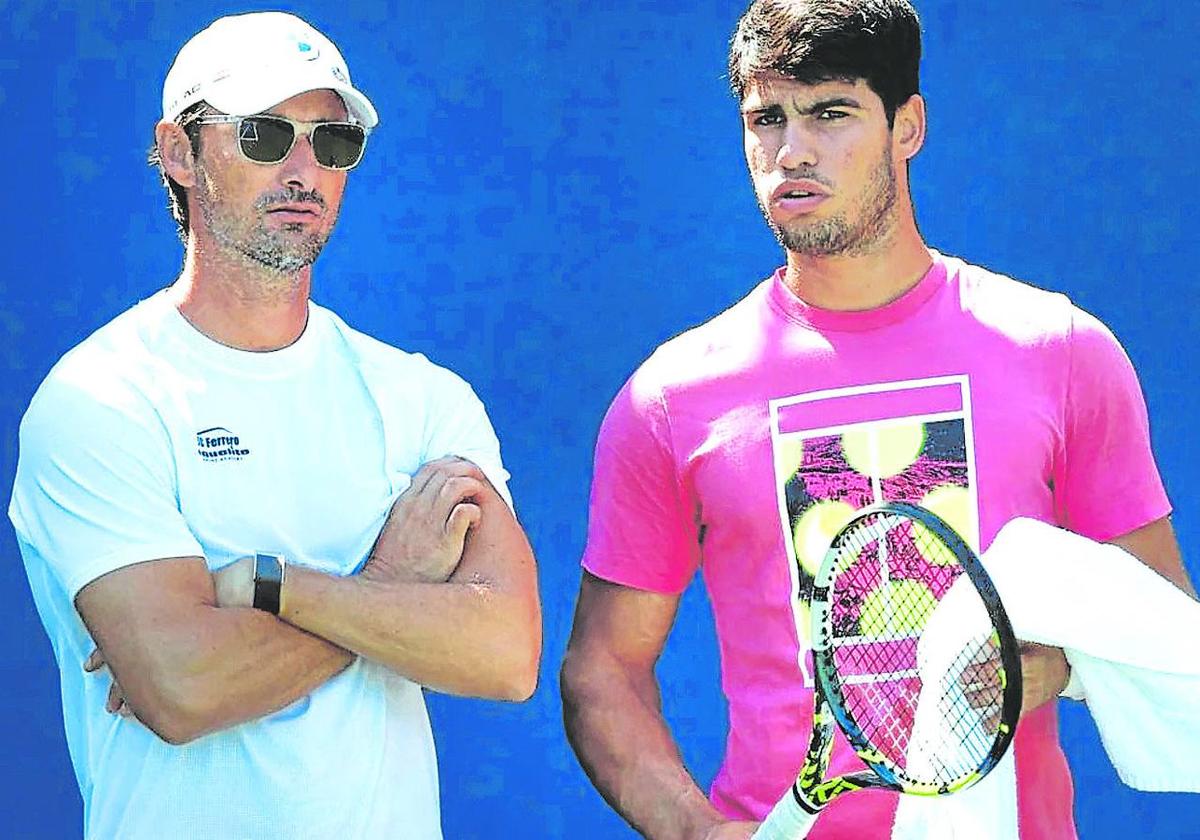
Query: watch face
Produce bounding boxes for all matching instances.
[253,553,284,615]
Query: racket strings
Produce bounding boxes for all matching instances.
[826,513,1007,788]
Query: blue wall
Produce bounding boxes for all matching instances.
[2,1,1197,837]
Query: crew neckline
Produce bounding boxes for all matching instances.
[142,290,324,378]
[766,250,948,333]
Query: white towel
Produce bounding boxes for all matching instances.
[983,518,1200,792]
[892,518,1200,839]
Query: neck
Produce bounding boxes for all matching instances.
[782,212,932,312]
[168,232,313,351]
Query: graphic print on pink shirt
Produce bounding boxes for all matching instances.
[769,376,979,690]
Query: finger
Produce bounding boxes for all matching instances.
[409,463,486,523]
[445,502,482,542]
[84,649,104,672]
[117,700,134,719]
[106,681,124,714]
[1018,648,1068,715]
[426,454,480,470]
[410,468,451,521]
[407,460,448,498]
[965,686,1001,711]
[420,457,486,483]
[421,474,482,521]
[439,476,486,513]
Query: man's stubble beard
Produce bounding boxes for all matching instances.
[195,166,335,288]
[761,144,899,258]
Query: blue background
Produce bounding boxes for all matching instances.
[2,1,1198,837]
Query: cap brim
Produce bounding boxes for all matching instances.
[202,68,378,128]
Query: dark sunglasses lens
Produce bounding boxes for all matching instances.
[312,123,367,169]
[238,117,295,163]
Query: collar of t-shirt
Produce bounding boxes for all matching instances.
[766,250,949,333]
[144,289,328,380]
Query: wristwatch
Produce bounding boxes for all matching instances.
[252,552,286,615]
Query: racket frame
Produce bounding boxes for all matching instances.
[811,501,1022,797]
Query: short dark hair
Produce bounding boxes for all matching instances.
[728,0,922,124]
[147,102,210,242]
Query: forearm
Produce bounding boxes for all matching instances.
[113,603,352,744]
[280,570,532,699]
[561,654,722,840]
[281,494,540,700]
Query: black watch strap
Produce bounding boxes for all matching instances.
[253,552,285,615]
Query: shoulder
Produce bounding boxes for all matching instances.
[314,304,482,402]
[944,254,1127,364]
[943,253,1078,345]
[23,298,171,437]
[627,281,770,404]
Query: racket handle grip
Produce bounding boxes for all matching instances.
[751,790,819,840]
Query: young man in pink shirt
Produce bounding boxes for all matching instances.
[560,1,1194,838]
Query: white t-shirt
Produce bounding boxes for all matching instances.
[9,290,512,840]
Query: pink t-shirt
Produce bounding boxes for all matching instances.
[582,251,1170,839]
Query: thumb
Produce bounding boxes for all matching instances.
[445,502,482,542]
[83,648,105,672]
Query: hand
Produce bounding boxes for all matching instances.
[362,457,487,584]
[960,639,1006,730]
[1017,641,1070,717]
[213,556,255,609]
[83,649,135,719]
[700,821,759,840]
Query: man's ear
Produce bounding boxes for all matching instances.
[892,94,926,162]
[155,121,198,188]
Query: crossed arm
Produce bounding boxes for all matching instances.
[78,457,541,745]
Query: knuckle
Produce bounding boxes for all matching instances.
[445,476,483,498]
[438,456,483,477]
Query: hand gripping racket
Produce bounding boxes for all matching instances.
[753,501,1022,839]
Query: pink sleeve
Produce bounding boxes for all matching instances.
[1052,308,1171,541]
[581,367,701,594]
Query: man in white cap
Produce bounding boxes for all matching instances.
[9,11,540,839]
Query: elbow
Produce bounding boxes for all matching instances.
[481,585,542,702]
[500,650,540,702]
[559,644,635,717]
[129,675,224,746]
[559,646,589,712]
[489,669,538,703]
[148,716,206,747]
[489,622,542,703]
[134,701,208,746]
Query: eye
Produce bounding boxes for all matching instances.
[817,109,850,121]
[752,110,785,127]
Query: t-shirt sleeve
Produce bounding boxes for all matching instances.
[8,369,204,602]
[422,368,514,510]
[1052,308,1171,541]
[581,368,701,594]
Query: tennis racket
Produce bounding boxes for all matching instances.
[753,501,1022,839]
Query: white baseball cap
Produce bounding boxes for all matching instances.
[161,12,378,128]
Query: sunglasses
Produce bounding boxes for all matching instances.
[195,114,370,170]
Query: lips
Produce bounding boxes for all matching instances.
[770,179,831,215]
[264,204,321,224]
[770,179,831,203]
[266,204,319,215]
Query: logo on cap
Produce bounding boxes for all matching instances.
[291,35,320,61]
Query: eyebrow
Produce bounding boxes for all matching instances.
[741,96,864,116]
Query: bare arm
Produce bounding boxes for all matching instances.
[276,458,541,701]
[560,573,755,840]
[76,557,353,745]
[1110,515,1196,597]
